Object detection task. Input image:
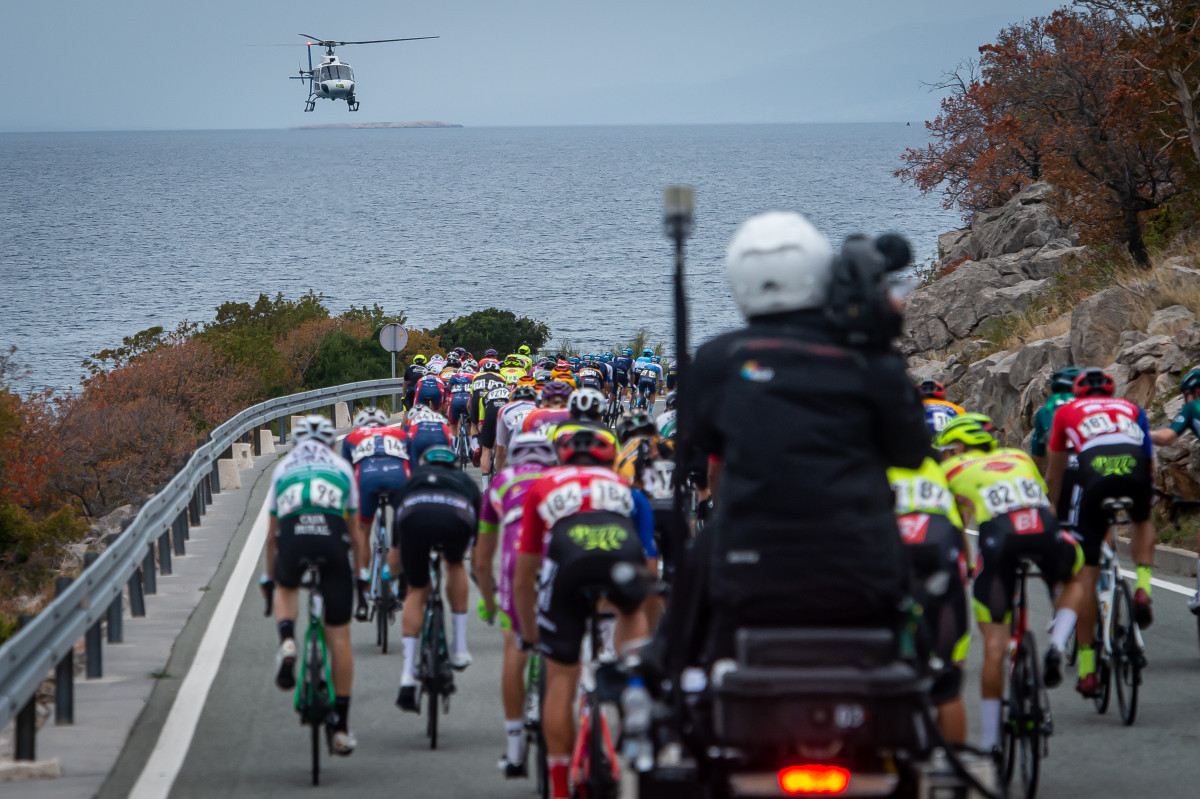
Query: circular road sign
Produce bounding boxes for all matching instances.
[378,323,409,353]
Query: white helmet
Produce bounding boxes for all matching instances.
[567,388,608,420]
[292,414,335,447]
[507,432,558,466]
[726,211,834,318]
[353,407,388,428]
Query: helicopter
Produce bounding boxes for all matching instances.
[261,34,438,112]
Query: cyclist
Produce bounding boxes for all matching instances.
[514,426,658,799]
[414,371,448,415]
[264,415,364,755]
[656,392,677,437]
[937,415,1084,751]
[470,361,507,466]
[665,359,678,392]
[403,354,429,411]
[1047,368,1157,696]
[1150,367,1200,612]
[550,361,578,388]
[522,380,574,434]
[494,384,539,471]
[918,378,965,433]
[575,363,605,392]
[342,407,410,620]
[612,348,634,406]
[478,383,514,483]
[445,362,476,446]
[887,455,970,742]
[439,355,461,381]
[500,355,528,386]
[403,404,454,467]
[473,433,558,777]
[426,353,447,378]
[633,354,662,410]
[513,345,535,372]
[395,446,483,712]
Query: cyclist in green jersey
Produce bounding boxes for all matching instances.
[1031,368,1082,472]
[263,415,367,756]
[1151,367,1200,613]
[887,457,970,743]
[936,416,1085,754]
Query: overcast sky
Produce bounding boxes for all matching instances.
[3,0,1069,132]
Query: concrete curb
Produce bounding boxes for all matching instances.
[1118,536,1198,578]
[0,758,62,783]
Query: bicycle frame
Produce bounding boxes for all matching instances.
[1096,530,1146,659]
[295,566,334,716]
[570,602,620,797]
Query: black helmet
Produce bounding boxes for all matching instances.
[615,412,655,444]
[1050,367,1082,394]
[664,391,677,410]
[1072,368,1115,398]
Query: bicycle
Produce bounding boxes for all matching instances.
[525,652,549,799]
[368,493,398,653]
[415,548,455,749]
[296,561,335,786]
[1000,559,1053,799]
[1089,497,1146,726]
[569,591,622,799]
[454,418,471,470]
[1169,494,1200,652]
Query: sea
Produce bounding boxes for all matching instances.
[0,124,960,394]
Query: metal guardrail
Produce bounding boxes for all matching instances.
[0,377,408,756]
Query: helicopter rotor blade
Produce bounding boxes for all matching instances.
[333,36,439,45]
[298,34,328,45]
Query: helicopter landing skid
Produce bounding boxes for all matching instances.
[347,98,360,112]
[304,97,316,112]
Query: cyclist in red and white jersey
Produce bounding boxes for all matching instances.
[494,385,539,471]
[1047,368,1156,696]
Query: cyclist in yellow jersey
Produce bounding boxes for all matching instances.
[500,355,528,386]
[935,416,1085,754]
[887,457,970,743]
[512,345,534,372]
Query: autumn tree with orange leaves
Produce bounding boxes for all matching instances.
[899,7,1192,265]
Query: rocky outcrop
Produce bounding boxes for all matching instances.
[902,183,1083,357]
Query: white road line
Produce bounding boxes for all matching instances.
[965,529,1195,597]
[129,499,269,799]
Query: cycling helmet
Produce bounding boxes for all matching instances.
[413,354,427,365]
[604,352,613,360]
[651,355,661,364]
[353,407,388,428]
[916,379,946,401]
[481,360,501,374]
[957,412,996,433]
[1050,367,1082,394]
[642,349,653,357]
[623,348,633,356]
[293,414,336,447]
[485,348,499,358]
[541,380,574,405]
[934,415,996,453]
[518,345,531,356]
[533,369,551,383]
[567,388,608,420]
[615,411,656,444]
[508,432,557,466]
[511,384,538,402]
[453,347,467,357]
[446,356,462,368]
[553,426,618,467]
[463,359,478,372]
[504,355,522,367]
[1183,368,1200,394]
[726,211,834,318]
[665,391,677,410]
[1073,368,1115,397]
[419,445,458,467]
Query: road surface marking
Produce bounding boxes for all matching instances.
[129,499,269,799]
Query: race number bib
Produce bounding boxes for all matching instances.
[309,477,344,510]
[352,434,407,462]
[539,482,583,525]
[893,477,953,515]
[505,408,534,433]
[591,479,634,515]
[647,460,675,500]
[276,482,305,517]
[487,387,511,401]
[982,477,1047,517]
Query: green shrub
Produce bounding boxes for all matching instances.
[431,309,551,357]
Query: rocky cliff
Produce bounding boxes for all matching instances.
[902,184,1200,500]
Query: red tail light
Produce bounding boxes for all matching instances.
[778,765,851,795]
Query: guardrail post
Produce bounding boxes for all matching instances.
[204,468,214,503]
[188,489,201,527]
[277,416,287,444]
[327,403,336,422]
[84,553,103,679]
[129,565,146,616]
[15,614,36,760]
[54,577,75,724]
[253,424,262,456]
[210,459,221,495]
[158,530,172,576]
[107,582,124,642]
[173,511,187,556]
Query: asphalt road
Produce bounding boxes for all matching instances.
[106,449,1200,798]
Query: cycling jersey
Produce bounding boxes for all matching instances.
[1049,395,1151,457]
[268,440,359,522]
[616,435,674,500]
[500,366,527,385]
[518,465,658,559]
[655,409,677,438]
[612,355,633,379]
[439,366,458,380]
[495,399,537,451]
[887,457,964,529]
[478,386,513,449]
[922,398,964,433]
[478,462,550,632]
[1169,398,1200,438]
[1030,392,1074,457]
[522,407,571,435]
[394,466,481,589]
[550,369,578,388]
[576,367,605,391]
[941,447,1050,526]
[512,354,533,372]
[414,374,448,408]
[403,418,454,464]
[666,361,678,391]
[471,372,507,424]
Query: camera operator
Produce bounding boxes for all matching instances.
[671,211,929,664]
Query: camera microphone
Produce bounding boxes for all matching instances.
[875,233,913,272]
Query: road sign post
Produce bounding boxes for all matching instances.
[378,323,409,414]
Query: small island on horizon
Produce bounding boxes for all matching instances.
[291,120,463,131]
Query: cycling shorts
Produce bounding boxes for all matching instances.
[273,513,354,626]
[613,370,629,388]
[416,386,444,408]
[897,512,969,703]
[535,510,648,665]
[408,427,452,465]
[395,490,476,589]
[973,508,1082,625]
[638,376,658,393]
[1055,454,1079,531]
[498,522,522,635]
[403,389,417,411]
[448,395,470,425]
[479,402,503,449]
[1072,444,1153,565]
[356,458,408,523]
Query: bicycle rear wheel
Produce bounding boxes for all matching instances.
[424,609,443,750]
[1112,580,1141,726]
[1094,619,1112,715]
[1002,632,1042,799]
[306,638,324,786]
